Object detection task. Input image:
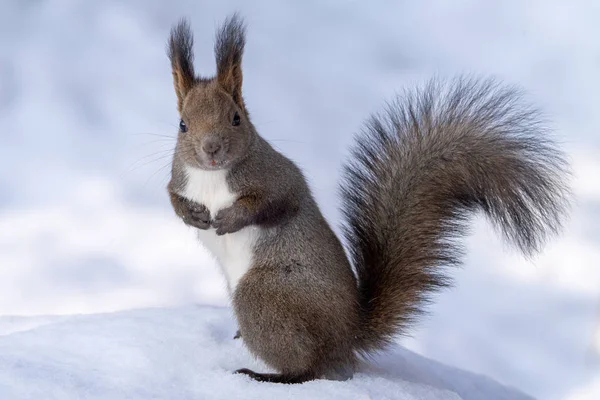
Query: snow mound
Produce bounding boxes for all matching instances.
[0,306,532,400]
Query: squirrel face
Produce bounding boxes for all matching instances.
[168,18,251,171]
[176,81,254,170]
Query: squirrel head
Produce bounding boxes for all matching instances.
[168,14,254,170]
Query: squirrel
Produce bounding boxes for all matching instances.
[166,14,570,384]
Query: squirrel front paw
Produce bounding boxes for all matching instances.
[171,193,211,230]
[212,205,249,235]
[184,202,211,230]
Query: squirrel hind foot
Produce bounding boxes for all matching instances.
[234,368,315,384]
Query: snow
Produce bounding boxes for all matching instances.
[1,0,599,399]
[0,306,530,400]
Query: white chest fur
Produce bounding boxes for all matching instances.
[182,166,258,292]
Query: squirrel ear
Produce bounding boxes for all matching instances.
[214,14,246,110]
[168,19,196,113]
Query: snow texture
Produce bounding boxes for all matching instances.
[0,306,531,400]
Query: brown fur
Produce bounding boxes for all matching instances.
[166,15,571,384]
[214,14,246,111]
[341,78,571,352]
[175,80,254,171]
[167,19,197,112]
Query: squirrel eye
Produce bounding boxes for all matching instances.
[232,112,241,126]
[179,119,188,133]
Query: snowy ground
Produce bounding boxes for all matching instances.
[1,0,599,399]
[0,306,532,400]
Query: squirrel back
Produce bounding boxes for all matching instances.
[166,15,571,383]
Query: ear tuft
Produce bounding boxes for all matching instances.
[214,13,246,108]
[168,18,196,112]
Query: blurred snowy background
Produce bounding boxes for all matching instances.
[0,0,598,399]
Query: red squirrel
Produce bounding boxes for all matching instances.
[166,14,570,383]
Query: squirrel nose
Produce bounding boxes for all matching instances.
[202,140,222,156]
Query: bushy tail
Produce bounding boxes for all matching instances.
[340,77,571,352]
